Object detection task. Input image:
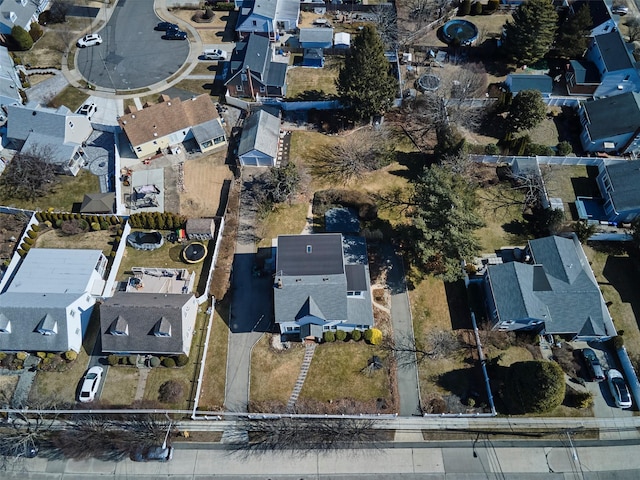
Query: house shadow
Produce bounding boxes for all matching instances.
[602,255,640,332]
[218,11,239,42]
[445,280,472,330]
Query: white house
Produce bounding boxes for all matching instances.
[0,0,49,35]
[238,109,280,167]
[236,0,299,40]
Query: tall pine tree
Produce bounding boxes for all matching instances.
[503,0,558,66]
[336,25,397,121]
[556,4,592,58]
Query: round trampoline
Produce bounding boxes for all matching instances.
[442,19,479,46]
[127,231,164,251]
[416,73,441,92]
[182,242,207,264]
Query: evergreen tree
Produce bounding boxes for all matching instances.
[506,89,547,132]
[336,25,397,121]
[556,4,592,58]
[11,25,33,51]
[503,0,558,66]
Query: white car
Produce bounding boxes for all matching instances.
[77,102,97,119]
[77,34,103,48]
[79,366,103,403]
[611,5,629,15]
[202,49,227,61]
[607,369,632,409]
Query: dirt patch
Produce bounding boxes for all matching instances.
[180,152,233,218]
[0,213,30,265]
[0,375,19,403]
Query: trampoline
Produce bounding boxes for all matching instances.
[127,231,164,251]
[182,242,207,264]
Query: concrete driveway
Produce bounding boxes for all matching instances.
[76,0,189,90]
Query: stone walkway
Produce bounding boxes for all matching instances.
[4,355,40,408]
[286,342,317,412]
[134,367,151,402]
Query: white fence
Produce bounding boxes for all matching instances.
[225,94,250,111]
[102,221,131,297]
[191,298,216,419]
[470,155,629,167]
[113,132,126,215]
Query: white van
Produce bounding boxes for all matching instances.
[202,49,227,61]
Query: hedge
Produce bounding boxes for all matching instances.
[335,330,347,341]
[351,330,362,342]
[323,331,335,343]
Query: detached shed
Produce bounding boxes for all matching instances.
[303,48,324,67]
[334,31,350,49]
[186,218,216,241]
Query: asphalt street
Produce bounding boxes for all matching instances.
[76,0,189,90]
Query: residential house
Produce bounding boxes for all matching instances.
[0,248,108,352]
[80,192,116,214]
[594,160,640,223]
[99,293,198,355]
[0,0,48,35]
[274,233,374,341]
[186,217,216,241]
[0,45,22,108]
[118,94,227,159]
[565,31,640,97]
[299,28,333,67]
[579,92,640,155]
[225,34,287,99]
[505,74,553,97]
[237,109,280,166]
[567,0,615,37]
[482,235,616,340]
[5,103,93,175]
[236,0,299,40]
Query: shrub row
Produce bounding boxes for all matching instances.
[107,353,189,367]
[35,211,123,227]
[458,0,498,15]
[128,212,187,230]
[322,328,380,344]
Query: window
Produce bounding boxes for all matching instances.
[68,121,74,128]
[201,140,213,149]
[259,86,266,93]
[111,325,128,336]
[624,75,630,81]
[70,310,75,317]
[214,136,225,145]
[236,84,243,92]
[253,20,257,26]
[37,314,57,335]
[347,291,364,298]
[136,147,142,152]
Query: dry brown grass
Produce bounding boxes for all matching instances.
[250,335,306,404]
[0,376,19,402]
[100,367,140,406]
[544,165,590,218]
[173,79,214,96]
[197,309,229,410]
[285,56,342,99]
[34,228,117,257]
[256,202,308,248]
[180,151,233,218]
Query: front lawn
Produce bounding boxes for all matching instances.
[197,308,229,410]
[48,85,90,111]
[100,368,140,406]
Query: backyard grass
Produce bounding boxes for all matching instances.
[0,170,99,212]
[522,117,560,147]
[48,85,89,111]
[100,367,140,406]
[34,228,117,258]
[285,56,342,99]
[250,335,305,405]
[544,165,592,219]
[256,202,308,248]
[197,309,229,410]
[475,182,528,252]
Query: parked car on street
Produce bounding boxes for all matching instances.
[130,445,173,462]
[202,48,227,61]
[77,102,97,120]
[79,366,103,403]
[580,348,605,382]
[162,30,187,40]
[607,369,632,408]
[611,5,629,15]
[154,22,178,31]
[77,34,102,48]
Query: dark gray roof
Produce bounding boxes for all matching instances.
[583,92,640,140]
[304,48,324,61]
[603,160,640,212]
[238,33,270,78]
[506,74,552,94]
[0,292,83,352]
[99,293,197,355]
[594,31,634,72]
[238,109,280,158]
[277,234,344,276]
[569,60,601,84]
[192,118,226,144]
[299,28,333,45]
[345,264,367,291]
[265,61,287,88]
[80,193,115,214]
[487,235,613,336]
[325,207,360,233]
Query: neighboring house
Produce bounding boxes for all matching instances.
[225,34,287,99]
[237,109,280,166]
[482,235,616,340]
[0,45,22,108]
[5,103,93,175]
[118,94,226,159]
[99,293,198,355]
[274,233,374,341]
[579,92,640,155]
[567,0,615,37]
[80,192,116,214]
[236,0,299,40]
[565,31,640,97]
[0,0,48,35]
[505,74,553,97]
[186,217,216,241]
[594,160,640,223]
[0,248,108,352]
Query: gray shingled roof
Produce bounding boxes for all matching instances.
[299,28,334,45]
[603,160,640,212]
[238,109,280,159]
[507,74,553,94]
[276,234,344,276]
[0,46,21,107]
[265,61,287,88]
[583,92,640,140]
[240,33,270,78]
[487,236,614,336]
[594,31,634,72]
[345,264,367,291]
[192,118,226,144]
[80,193,115,214]
[569,60,601,84]
[99,293,197,355]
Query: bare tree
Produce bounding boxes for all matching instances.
[385,330,461,368]
[0,146,57,200]
[372,4,399,49]
[482,166,551,213]
[626,16,640,42]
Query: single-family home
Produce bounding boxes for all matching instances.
[274,233,374,341]
[505,75,553,97]
[80,192,116,214]
[565,31,640,97]
[186,217,216,241]
[236,0,299,40]
[0,248,108,353]
[118,94,227,159]
[0,45,22,108]
[225,34,287,99]
[238,109,280,166]
[99,293,198,356]
[5,103,93,175]
[482,235,616,340]
[593,160,640,223]
[567,0,615,37]
[579,92,640,155]
[0,0,48,35]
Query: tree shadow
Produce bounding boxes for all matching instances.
[291,90,337,101]
[570,176,599,198]
[446,280,472,330]
[502,219,527,236]
[393,151,430,179]
[437,366,478,399]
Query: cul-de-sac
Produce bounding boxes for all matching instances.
[1,0,640,477]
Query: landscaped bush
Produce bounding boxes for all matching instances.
[351,330,362,342]
[611,335,624,350]
[100,221,109,230]
[458,0,471,16]
[485,143,500,155]
[162,357,176,368]
[36,352,46,359]
[567,389,593,409]
[213,1,235,10]
[176,354,189,367]
[486,0,500,11]
[335,330,347,341]
[91,222,101,231]
[64,351,77,362]
[107,354,119,366]
[23,237,34,246]
[11,25,33,51]
[27,230,38,239]
[29,22,43,42]
[557,141,572,156]
[158,380,185,403]
[17,248,26,257]
[31,224,39,232]
[16,352,27,361]
[323,331,336,343]
[150,356,161,367]
[471,2,483,15]
[60,219,89,235]
[503,360,565,414]
[364,328,383,345]
[128,355,137,366]
[128,212,187,230]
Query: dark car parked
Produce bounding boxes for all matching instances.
[130,445,173,462]
[162,30,187,40]
[580,348,605,382]
[154,22,178,31]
